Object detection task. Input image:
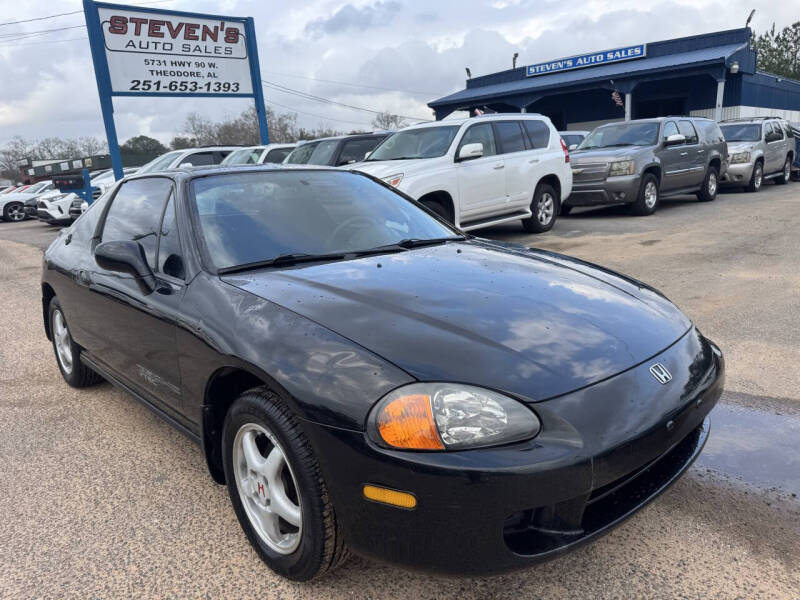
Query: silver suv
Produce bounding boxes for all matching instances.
[567,117,727,216]
[719,117,795,192]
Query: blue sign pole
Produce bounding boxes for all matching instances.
[245,17,270,144]
[83,0,124,181]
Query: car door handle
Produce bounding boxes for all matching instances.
[493,164,505,170]
[697,149,705,153]
[680,152,688,156]
[528,158,540,164]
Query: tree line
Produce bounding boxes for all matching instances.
[1,106,407,180]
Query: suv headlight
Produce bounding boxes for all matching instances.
[368,383,540,450]
[608,160,635,177]
[382,173,403,187]
[729,151,751,164]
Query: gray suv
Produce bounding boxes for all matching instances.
[719,117,795,192]
[566,117,727,215]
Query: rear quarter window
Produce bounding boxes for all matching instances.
[525,121,551,149]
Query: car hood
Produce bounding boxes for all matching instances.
[223,241,691,402]
[726,141,757,154]
[571,146,646,164]
[349,159,434,179]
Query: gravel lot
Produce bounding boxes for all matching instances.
[1,185,798,599]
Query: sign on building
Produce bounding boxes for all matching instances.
[526,44,646,78]
[83,0,269,180]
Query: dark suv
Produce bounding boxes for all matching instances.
[566,117,728,215]
[283,132,391,167]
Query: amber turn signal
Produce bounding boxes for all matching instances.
[363,485,417,509]
[376,393,444,450]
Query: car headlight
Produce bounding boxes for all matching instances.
[729,151,751,164]
[608,160,635,177]
[369,383,540,450]
[382,173,403,187]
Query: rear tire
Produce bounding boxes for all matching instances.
[696,166,719,202]
[522,183,558,233]
[223,387,349,581]
[48,297,103,388]
[775,156,791,185]
[746,160,763,193]
[2,201,25,222]
[630,173,659,216]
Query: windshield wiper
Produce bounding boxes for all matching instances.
[218,252,348,274]
[354,236,465,255]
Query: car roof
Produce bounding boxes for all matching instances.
[401,113,551,131]
[296,132,390,144]
[124,163,340,181]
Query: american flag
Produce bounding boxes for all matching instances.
[611,90,624,107]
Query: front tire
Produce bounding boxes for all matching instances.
[630,173,659,215]
[48,297,103,387]
[746,160,763,193]
[522,183,558,233]
[775,156,791,185]
[697,166,719,202]
[3,201,25,222]
[223,387,348,581]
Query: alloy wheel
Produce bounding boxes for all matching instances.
[754,165,763,189]
[784,159,791,182]
[233,423,302,555]
[707,172,717,197]
[644,181,658,209]
[6,203,25,221]
[537,192,555,225]
[52,309,73,374]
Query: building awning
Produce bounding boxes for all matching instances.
[430,39,749,115]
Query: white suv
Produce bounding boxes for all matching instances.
[350,114,572,233]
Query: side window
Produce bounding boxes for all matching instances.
[337,139,380,166]
[179,151,215,167]
[782,121,794,138]
[524,120,551,149]
[678,121,698,144]
[157,193,185,279]
[264,148,292,163]
[770,121,784,140]
[763,123,772,140]
[663,121,679,139]
[101,178,173,271]
[457,123,497,157]
[494,121,526,154]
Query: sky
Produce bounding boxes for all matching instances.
[0,0,797,147]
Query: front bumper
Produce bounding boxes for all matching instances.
[720,162,754,185]
[305,328,723,576]
[566,174,641,206]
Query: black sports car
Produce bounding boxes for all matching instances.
[41,166,723,581]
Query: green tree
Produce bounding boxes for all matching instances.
[753,22,800,80]
[120,135,168,155]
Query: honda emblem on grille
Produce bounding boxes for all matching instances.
[649,363,672,384]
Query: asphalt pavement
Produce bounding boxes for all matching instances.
[0,184,798,599]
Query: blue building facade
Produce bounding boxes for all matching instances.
[429,28,800,130]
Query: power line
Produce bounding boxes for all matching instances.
[261,79,431,122]
[0,36,88,47]
[265,98,374,127]
[0,1,175,29]
[261,69,444,97]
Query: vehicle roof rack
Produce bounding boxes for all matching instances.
[720,116,786,122]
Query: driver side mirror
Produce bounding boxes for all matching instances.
[457,142,484,161]
[663,134,686,147]
[95,240,156,293]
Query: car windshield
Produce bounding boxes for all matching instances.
[191,170,459,270]
[222,147,265,165]
[137,151,182,174]
[368,126,460,160]
[579,123,660,149]
[284,140,339,165]
[720,124,762,142]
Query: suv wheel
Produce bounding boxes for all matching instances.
[223,387,349,581]
[49,298,103,387]
[522,183,558,233]
[630,173,659,216]
[746,160,763,193]
[775,156,791,185]
[2,201,25,222]
[697,166,719,202]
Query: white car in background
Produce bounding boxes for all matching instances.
[350,114,573,233]
[222,144,296,165]
[136,146,239,174]
[34,189,78,225]
[3,180,56,222]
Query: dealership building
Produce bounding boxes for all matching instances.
[429,28,800,130]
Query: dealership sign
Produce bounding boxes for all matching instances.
[526,44,646,77]
[83,0,269,182]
